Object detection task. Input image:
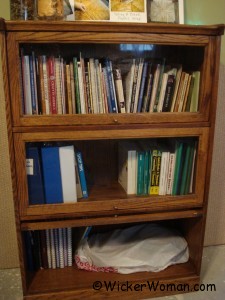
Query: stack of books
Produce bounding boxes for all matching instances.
[26,144,88,205]
[20,51,200,115]
[24,227,73,270]
[118,138,197,196]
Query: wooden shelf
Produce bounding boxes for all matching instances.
[25,261,198,300]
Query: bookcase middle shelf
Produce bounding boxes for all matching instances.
[13,127,209,220]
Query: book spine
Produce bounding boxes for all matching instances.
[73,57,81,114]
[76,151,88,198]
[26,146,45,205]
[22,55,32,115]
[49,229,56,269]
[53,228,60,268]
[113,68,126,113]
[133,58,144,113]
[58,228,65,268]
[162,74,176,112]
[39,230,48,269]
[129,59,139,113]
[95,59,104,113]
[142,70,154,112]
[36,56,45,114]
[137,151,145,195]
[59,145,77,203]
[67,228,73,267]
[166,153,176,195]
[77,61,86,114]
[54,57,63,114]
[48,56,57,114]
[102,67,112,113]
[41,146,63,204]
[42,55,50,114]
[137,61,148,113]
[149,149,161,195]
[29,54,38,114]
[45,229,52,269]
[105,59,118,113]
[89,58,98,113]
[66,64,73,114]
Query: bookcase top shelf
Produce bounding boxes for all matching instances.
[1,19,224,36]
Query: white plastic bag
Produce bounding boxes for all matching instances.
[75,223,189,274]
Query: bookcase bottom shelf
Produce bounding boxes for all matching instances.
[25,261,199,300]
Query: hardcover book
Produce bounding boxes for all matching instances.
[76,151,89,198]
[26,146,45,205]
[59,145,77,203]
[41,146,63,204]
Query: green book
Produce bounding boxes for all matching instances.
[143,149,151,195]
[172,140,184,195]
[137,151,145,195]
[190,71,200,112]
[180,142,192,195]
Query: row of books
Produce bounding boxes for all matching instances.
[26,145,88,205]
[20,52,126,116]
[20,51,200,116]
[24,228,72,271]
[118,138,197,196]
[125,59,200,113]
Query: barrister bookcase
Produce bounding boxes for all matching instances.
[0,18,224,299]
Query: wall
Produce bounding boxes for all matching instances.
[0,1,224,269]
[185,0,225,246]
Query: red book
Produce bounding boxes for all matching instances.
[47,56,57,114]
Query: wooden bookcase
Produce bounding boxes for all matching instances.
[0,19,224,299]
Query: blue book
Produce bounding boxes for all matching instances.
[24,231,35,271]
[104,58,118,113]
[76,151,88,198]
[41,146,63,204]
[137,61,148,113]
[26,146,45,205]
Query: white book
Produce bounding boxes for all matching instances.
[118,141,138,194]
[133,58,144,113]
[159,151,170,195]
[166,153,176,195]
[113,68,126,113]
[59,145,77,203]
[22,55,32,115]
